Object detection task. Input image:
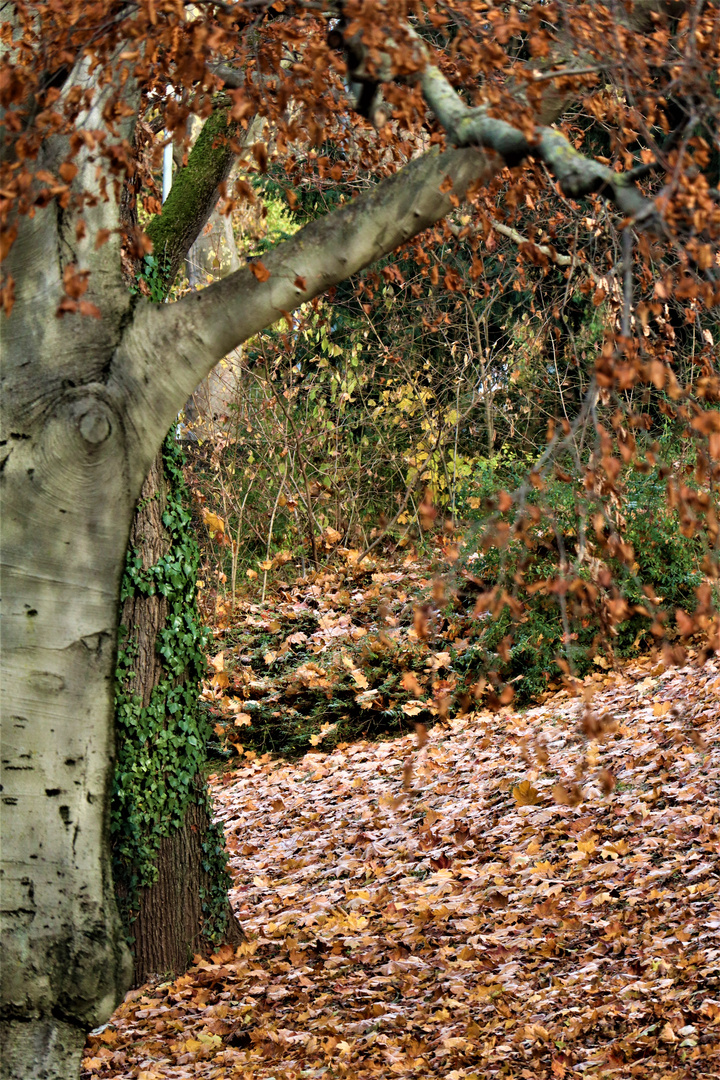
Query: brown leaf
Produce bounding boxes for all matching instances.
[0,275,15,317]
[598,768,615,794]
[63,263,90,299]
[552,782,583,807]
[418,491,437,530]
[534,738,549,766]
[401,671,424,696]
[249,261,271,282]
[59,161,78,183]
[251,141,268,172]
[512,780,539,806]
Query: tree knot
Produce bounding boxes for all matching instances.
[77,400,113,445]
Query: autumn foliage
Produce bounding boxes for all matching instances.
[4,0,720,1076]
[85,649,720,1078]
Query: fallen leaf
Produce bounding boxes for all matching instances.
[512,780,540,806]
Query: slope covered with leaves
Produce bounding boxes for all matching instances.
[85,644,720,1079]
[200,549,475,761]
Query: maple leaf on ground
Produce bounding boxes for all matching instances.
[512,780,540,806]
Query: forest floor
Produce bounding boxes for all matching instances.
[84,558,720,1080]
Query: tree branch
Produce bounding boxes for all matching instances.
[145,108,239,287]
[448,216,603,285]
[418,65,661,232]
[112,143,493,483]
[211,63,245,91]
[112,6,679,481]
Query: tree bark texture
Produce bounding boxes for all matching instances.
[1,65,144,1073]
[128,794,222,985]
[119,452,170,701]
[112,112,251,989]
[114,449,242,987]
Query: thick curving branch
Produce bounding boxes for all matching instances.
[112,143,494,484]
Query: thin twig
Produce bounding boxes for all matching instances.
[621,227,633,339]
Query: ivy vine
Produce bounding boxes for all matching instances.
[112,433,232,944]
[128,252,170,303]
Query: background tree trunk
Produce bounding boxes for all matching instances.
[111,111,246,986]
[113,442,243,987]
[128,794,227,984]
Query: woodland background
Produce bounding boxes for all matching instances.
[2,2,720,1078]
[93,42,720,1074]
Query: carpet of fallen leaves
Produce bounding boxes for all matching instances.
[199,551,532,761]
[84,645,720,1079]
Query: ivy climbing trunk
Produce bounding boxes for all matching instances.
[113,438,242,986]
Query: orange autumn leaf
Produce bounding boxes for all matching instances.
[249,261,271,282]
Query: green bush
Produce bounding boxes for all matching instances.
[455,451,704,706]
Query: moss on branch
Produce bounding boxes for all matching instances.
[146,108,239,289]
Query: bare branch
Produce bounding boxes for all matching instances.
[419,65,661,232]
[526,65,607,83]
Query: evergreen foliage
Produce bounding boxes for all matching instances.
[112,439,232,942]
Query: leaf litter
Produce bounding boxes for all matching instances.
[84,643,720,1079]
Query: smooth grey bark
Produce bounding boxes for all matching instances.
[0,224,135,1075]
[1,56,138,1080]
[415,57,660,230]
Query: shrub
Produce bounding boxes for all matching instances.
[455,449,705,706]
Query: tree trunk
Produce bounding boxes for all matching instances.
[113,443,242,987]
[110,108,250,988]
[128,793,225,984]
[0,212,135,1080]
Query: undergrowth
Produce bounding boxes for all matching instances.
[198,437,711,763]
